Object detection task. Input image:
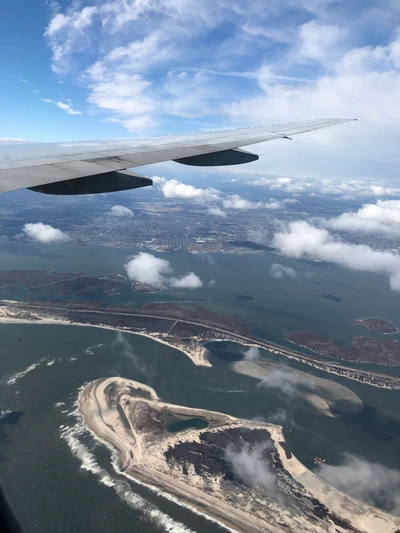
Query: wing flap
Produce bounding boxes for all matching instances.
[28,169,153,195]
[175,148,259,166]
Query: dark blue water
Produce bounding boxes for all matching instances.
[0,322,400,532]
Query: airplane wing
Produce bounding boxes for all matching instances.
[0,118,355,195]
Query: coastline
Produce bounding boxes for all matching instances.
[0,305,211,367]
[2,300,400,389]
[78,376,400,533]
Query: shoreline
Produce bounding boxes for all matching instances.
[0,307,211,367]
[78,376,400,533]
[1,301,400,389]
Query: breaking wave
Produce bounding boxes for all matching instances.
[84,343,104,356]
[5,358,47,385]
[61,416,196,533]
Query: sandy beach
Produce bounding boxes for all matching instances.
[0,303,211,367]
[78,376,400,533]
[232,360,364,415]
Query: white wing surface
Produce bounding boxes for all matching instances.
[0,118,355,195]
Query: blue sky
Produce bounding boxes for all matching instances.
[1,0,400,178]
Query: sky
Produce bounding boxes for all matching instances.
[1,0,400,178]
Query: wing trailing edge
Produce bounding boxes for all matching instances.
[0,119,356,195]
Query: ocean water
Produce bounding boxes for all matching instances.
[2,241,400,347]
[0,323,400,533]
[1,244,400,531]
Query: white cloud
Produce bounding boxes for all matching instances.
[324,199,400,236]
[225,443,275,492]
[222,194,282,210]
[273,220,400,291]
[23,222,70,244]
[154,176,285,212]
[41,0,400,179]
[105,115,154,131]
[258,365,316,397]
[87,73,155,121]
[249,175,400,198]
[243,346,260,361]
[41,98,82,115]
[0,138,34,144]
[170,272,203,289]
[268,408,296,428]
[108,205,134,217]
[125,252,171,288]
[318,454,400,515]
[283,198,299,204]
[124,252,203,289]
[45,6,97,38]
[270,263,297,280]
[297,20,343,62]
[160,179,220,202]
[151,175,167,184]
[208,206,226,217]
[223,195,261,210]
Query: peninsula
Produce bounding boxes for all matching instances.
[286,331,400,367]
[78,376,400,533]
[1,300,400,390]
[351,318,398,334]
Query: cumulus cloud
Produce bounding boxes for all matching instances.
[318,454,400,515]
[208,206,226,217]
[108,205,134,217]
[270,263,296,280]
[154,177,281,213]
[23,222,70,244]
[223,195,282,210]
[249,176,400,198]
[170,272,203,289]
[125,253,171,287]
[41,0,400,178]
[324,199,400,237]
[273,220,400,291]
[151,175,167,184]
[225,443,275,492]
[159,179,221,202]
[124,252,203,289]
[243,346,260,361]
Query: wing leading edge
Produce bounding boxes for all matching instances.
[0,118,356,195]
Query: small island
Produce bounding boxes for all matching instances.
[131,282,160,293]
[2,299,400,389]
[351,318,398,334]
[286,331,400,367]
[79,377,400,533]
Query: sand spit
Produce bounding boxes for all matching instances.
[233,360,364,415]
[0,304,211,367]
[78,377,400,533]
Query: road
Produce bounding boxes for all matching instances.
[3,300,400,388]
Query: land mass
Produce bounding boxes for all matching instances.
[78,377,400,533]
[233,361,363,417]
[1,300,400,390]
[351,318,398,334]
[286,331,400,367]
